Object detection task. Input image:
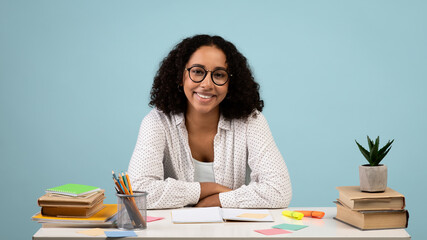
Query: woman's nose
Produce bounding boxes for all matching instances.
[199,72,214,88]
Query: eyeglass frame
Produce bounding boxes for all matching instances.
[185,65,232,86]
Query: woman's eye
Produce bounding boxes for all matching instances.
[214,71,226,79]
[191,68,205,76]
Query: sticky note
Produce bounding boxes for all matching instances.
[77,228,105,236]
[236,213,269,219]
[273,223,308,231]
[147,216,164,222]
[254,228,291,235]
[104,231,137,237]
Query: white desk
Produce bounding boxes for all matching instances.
[33,207,410,239]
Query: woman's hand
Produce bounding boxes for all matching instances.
[196,193,221,207]
[199,182,231,199]
[197,182,231,207]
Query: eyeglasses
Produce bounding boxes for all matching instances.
[186,65,231,86]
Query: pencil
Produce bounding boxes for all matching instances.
[112,171,119,181]
[113,177,123,194]
[118,174,130,195]
[121,173,129,190]
[125,172,133,195]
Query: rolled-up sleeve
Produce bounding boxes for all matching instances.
[219,113,292,208]
[127,111,200,209]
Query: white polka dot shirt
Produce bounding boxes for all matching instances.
[128,108,292,209]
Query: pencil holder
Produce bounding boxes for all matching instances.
[116,191,147,230]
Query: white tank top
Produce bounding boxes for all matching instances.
[192,158,215,182]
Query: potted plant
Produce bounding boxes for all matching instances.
[355,136,394,192]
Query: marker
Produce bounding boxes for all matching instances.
[294,210,325,219]
[282,210,304,220]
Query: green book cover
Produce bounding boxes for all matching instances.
[46,184,100,196]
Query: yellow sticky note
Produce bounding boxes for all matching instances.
[236,213,269,219]
[77,228,105,236]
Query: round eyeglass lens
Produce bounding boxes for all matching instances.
[189,67,206,82]
[212,69,228,85]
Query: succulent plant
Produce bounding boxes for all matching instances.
[355,136,394,166]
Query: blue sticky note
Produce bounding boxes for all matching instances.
[272,223,308,231]
[104,231,137,237]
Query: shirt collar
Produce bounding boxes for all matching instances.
[174,112,231,131]
[174,112,185,126]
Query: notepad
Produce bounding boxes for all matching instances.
[171,207,273,223]
[46,184,100,197]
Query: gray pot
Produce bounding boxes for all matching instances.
[359,164,387,192]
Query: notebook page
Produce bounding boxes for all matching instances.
[171,207,223,223]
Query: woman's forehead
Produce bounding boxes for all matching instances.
[187,46,227,68]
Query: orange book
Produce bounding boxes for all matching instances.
[32,204,117,223]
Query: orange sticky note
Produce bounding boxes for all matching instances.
[77,228,105,236]
[236,213,269,219]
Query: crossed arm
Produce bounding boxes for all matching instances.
[196,182,232,207]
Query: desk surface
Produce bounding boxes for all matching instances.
[33,207,410,240]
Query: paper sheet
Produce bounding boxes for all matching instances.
[171,207,223,223]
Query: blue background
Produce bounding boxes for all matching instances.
[1,0,425,238]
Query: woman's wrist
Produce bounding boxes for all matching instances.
[199,182,231,200]
[196,193,222,207]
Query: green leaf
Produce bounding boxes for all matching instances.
[378,139,394,155]
[376,139,394,165]
[378,146,392,163]
[368,137,380,166]
[356,140,371,164]
[367,135,374,151]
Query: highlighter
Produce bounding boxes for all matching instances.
[282,210,304,220]
[294,210,325,219]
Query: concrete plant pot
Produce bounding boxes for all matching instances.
[359,164,387,192]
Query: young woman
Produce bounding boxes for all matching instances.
[128,35,292,209]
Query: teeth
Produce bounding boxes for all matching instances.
[197,93,213,99]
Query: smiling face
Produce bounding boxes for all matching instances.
[183,45,229,116]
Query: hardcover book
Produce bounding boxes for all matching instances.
[336,186,405,211]
[335,202,408,230]
[41,198,104,218]
[38,190,105,207]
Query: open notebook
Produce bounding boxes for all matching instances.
[171,207,273,223]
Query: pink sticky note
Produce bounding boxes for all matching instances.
[254,228,291,235]
[147,216,164,222]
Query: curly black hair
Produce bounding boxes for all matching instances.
[149,34,264,120]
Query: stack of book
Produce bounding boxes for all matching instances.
[37,184,105,218]
[32,184,117,227]
[335,186,409,230]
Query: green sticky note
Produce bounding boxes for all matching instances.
[272,223,308,231]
